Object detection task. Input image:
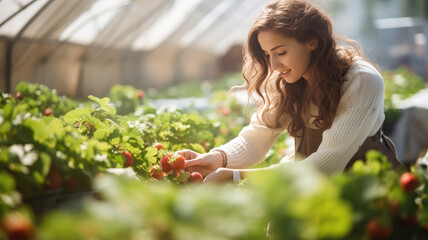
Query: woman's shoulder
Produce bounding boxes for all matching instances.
[342,59,383,91]
[345,58,382,81]
[340,59,384,103]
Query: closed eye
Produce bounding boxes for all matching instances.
[278,51,287,56]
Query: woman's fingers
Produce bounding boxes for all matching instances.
[176,149,197,160]
[184,158,202,168]
[185,158,214,176]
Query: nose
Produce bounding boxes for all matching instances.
[269,56,281,71]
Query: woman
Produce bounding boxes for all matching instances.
[178,0,406,182]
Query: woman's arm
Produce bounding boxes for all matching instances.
[211,112,287,169]
[204,164,280,183]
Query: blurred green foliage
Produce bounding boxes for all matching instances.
[1,67,427,239]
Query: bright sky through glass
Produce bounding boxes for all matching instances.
[59,0,131,44]
[132,0,202,51]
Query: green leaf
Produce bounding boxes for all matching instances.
[28,118,63,145]
[94,128,113,140]
[0,171,15,193]
[63,108,92,125]
[178,171,190,182]
[89,95,116,115]
[190,143,205,153]
[145,147,157,157]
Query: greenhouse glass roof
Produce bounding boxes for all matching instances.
[0,0,270,53]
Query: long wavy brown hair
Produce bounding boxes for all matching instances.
[241,0,364,137]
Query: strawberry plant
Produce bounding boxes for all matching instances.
[108,84,143,115]
[13,82,78,117]
[2,77,427,240]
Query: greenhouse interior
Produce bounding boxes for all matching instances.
[1,0,428,239]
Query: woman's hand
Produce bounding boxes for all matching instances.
[176,149,224,177]
[203,168,234,183]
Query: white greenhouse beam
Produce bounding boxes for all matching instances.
[93,0,171,50]
[0,0,36,29]
[131,0,202,51]
[178,0,238,48]
[0,0,49,37]
[59,0,132,45]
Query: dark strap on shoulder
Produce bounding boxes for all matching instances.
[345,128,407,173]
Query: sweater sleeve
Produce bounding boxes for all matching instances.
[212,112,287,169]
[287,61,386,175]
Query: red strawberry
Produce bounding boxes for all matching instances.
[388,200,399,215]
[0,212,35,240]
[64,177,78,190]
[424,223,428,232]
[14,92,23,100]
[170,153,185,172]
[403,214,418,227]
[43,108,53,117]
[122,151,134,167]
[189,172,203,183]
[160,154,173,174]
[366,219,391,240]
[149,165,164,179]
[218,106,231,116]
[137,90,145,99]
[46,164,62,189]
[153,143,164,151]
[400,172,420,193]
[220,127,228,135]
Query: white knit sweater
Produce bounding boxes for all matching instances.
[214,60,385,175]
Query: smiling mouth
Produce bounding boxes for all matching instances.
[280,69,291,77]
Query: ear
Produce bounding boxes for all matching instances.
[307,38,318,51]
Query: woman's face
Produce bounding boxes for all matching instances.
[257,30,317,85]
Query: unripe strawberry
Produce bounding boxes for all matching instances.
[400,172,420,193]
